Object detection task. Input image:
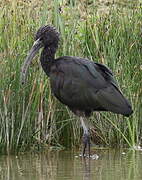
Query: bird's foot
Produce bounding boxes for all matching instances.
[82,133,90,157]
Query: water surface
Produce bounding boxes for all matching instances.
[0,149,142,180]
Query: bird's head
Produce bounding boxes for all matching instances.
[35,25,60,48]
[20,25,60,84]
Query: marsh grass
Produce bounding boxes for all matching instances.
[0,0,141,153]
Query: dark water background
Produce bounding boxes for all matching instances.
[0,149,142,180]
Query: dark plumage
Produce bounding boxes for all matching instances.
[21,25,133,157]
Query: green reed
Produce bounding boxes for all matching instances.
[0,0,141,153]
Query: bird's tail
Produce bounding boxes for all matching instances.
[96,85,133,117]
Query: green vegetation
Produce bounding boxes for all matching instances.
[0,0,141,154]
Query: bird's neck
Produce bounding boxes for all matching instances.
[40,46,56,75]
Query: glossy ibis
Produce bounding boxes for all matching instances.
[21,25,133,157]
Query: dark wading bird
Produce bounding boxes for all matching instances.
[21,25,133,157]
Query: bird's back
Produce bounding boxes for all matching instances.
[47,56,133,117]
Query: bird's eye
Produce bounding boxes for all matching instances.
[39,37,43,41]
[36,36,43,42]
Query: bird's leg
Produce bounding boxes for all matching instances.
[80,117,90,157]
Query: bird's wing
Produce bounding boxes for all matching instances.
[72,57,120,89]
[50,56,132,116]
[94,62,119,88]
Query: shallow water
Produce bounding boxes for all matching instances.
[0,149,142,180]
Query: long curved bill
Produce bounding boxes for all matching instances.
[20,38,43,84]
